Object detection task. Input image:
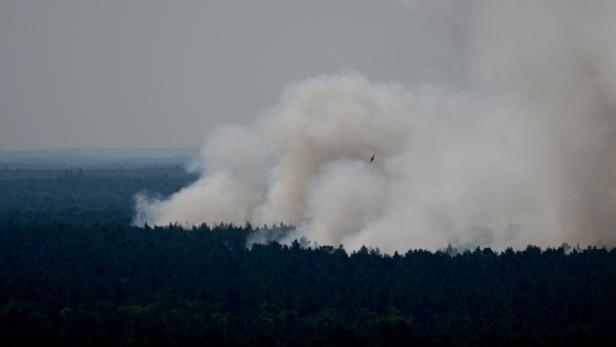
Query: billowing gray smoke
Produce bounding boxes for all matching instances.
[135,0,616,252]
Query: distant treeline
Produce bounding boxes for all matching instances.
[1,222,615,346]
[0,167,197,224]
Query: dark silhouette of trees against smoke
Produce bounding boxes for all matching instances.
[1,221,615,346]
[1,167,615,346]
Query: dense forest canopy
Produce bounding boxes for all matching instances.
[1,166,615,346]
[0,166,197,225]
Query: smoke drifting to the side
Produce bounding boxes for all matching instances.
[135,0,616,252]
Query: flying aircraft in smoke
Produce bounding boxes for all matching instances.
[370,154,375,163]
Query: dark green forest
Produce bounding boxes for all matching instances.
[1,167,615,346]
[0,166,196,225]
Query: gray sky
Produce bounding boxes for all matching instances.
[0,0,470,151]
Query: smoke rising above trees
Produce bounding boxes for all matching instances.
[135,0,616,252]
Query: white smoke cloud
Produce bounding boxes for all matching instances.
[135,0,616,252]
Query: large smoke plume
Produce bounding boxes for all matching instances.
[135,0,616,252]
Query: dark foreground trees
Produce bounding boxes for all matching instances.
[1,166,614,345]
[1,222,615,346]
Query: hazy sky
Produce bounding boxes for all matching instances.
[0,0,470,151]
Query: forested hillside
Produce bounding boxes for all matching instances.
[2,223,615,346]
[1,168,615,346]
